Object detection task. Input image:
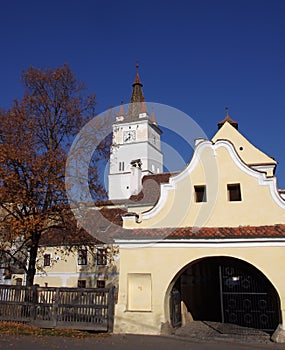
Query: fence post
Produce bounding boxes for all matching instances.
[107,286,115,332]
[52,288,59,327]
[30,285,39,324]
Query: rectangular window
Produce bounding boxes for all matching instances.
[194,185,207,202]
[97,248,107,266]
[97,280,106,288]
[78,249,87,265]
[119,162,125,171]
[77,280,86,288]
[43,254,51,267]
[227,183,242,201]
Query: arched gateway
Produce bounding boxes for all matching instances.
[169,257,281,333]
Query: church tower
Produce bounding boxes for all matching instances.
[108,66,163,200]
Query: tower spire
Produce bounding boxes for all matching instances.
[127,63,146,118]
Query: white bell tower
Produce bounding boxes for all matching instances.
[108,66,163,200]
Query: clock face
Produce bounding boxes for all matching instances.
[123,130,136,143]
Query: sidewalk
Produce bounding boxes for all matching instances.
[1,322,285,350]
[1,332,285,350]
[173,320,274,344]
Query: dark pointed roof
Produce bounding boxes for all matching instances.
[218,107,238,130]
[126,64,147,119]
[130,63,145,104]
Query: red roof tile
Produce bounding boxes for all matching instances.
[40,224,285,247]
[39,227,101,246]
[96,172,177,207]
[115,225,285,240]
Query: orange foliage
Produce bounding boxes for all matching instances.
[0,64,105,286]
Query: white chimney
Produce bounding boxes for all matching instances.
[130,159,143,196]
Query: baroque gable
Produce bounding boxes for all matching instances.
[123,138,285,229]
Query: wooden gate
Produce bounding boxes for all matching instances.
[0,285,115,331]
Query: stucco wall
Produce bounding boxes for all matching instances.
[114,242,285,335]
[33,245,119,288]
[123,140,285,229]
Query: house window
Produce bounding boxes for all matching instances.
[97,280,106,288]
[227,183,242,201]
[43,254,51,267]
[119,162,125,171]
[194,185,207,202]
[97,248,107,266]
[78,249,87,265]
[78,280,86,288]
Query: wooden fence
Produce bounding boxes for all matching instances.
[0,284,115,332]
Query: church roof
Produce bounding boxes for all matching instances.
[129,64,145,104]
[129,172,177,204]
[115,64,159,127]
[96,172,177,207]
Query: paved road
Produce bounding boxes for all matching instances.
[1,334,285,350]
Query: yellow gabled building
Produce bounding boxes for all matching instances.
[16,68,285,342]
[98,69,285,342]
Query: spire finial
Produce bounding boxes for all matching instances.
[133,62,142,85]
[225,106,229,117]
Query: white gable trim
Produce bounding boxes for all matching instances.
[138,140,285,223]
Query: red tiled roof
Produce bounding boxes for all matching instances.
[39,227,101,246]
[169,225,285,239]
[129,172,176,204]
[96,172,177,207]
[112,225,285,240]
[40,224,285,247]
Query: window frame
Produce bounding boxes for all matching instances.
[119,161,125,172]
[77,280,86,288]
[96,248,107,266]
[43,253,51,267]
[194,185,207,203]
[77,248,88,265]
[97,280,106,288]
[227,183,242,201]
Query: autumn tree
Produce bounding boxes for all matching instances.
[0,64,108,286]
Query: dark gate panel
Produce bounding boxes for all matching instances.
[178,257,280,332]
[219,263,280,332]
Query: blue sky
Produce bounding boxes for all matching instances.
[1,0,285,187]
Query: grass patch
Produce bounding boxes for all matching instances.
[0,322,109,338]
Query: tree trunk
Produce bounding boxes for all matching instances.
[26,234,40,287]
